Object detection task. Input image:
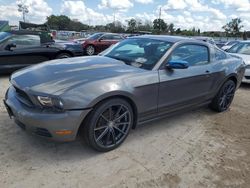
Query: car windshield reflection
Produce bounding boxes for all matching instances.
[0,32,11,43]
[103,38,173,70]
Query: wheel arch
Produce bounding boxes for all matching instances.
[77,93,138,136]
[85,44,96,55]
[214,73,238,96]
[55,50,74,58]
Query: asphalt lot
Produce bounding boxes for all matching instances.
[0,75,250,188]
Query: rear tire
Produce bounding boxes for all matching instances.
[82,98,133,152]
[210,80,236,112]
[56,53,72,59]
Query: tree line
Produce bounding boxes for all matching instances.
[46,15,249,38]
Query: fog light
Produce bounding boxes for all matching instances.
[55,130,73,135]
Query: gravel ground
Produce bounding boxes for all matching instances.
[0,75,250,188]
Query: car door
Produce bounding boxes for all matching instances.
[97,34,117,52]
[0,34,50,71]
[158,43,215,116]
[111,34,123,44]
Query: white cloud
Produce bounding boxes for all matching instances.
[0,4,21,24]
[98,0,133,12]
[0,0,52,25]
[61,0,114,25]
[212,0,250,11]
[163,0,187,10]
[135,0,153,4]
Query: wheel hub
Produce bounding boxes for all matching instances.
[108,121,115,127]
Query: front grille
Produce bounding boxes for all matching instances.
[34,128,52,138]
[14,86,34,107]
[245,76,250,80]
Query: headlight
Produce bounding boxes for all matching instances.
[37,96,64,110]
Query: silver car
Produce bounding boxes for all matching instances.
[226,40,250,83]
[4,35,245,152]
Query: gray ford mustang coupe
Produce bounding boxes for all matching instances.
[4,35,245,152]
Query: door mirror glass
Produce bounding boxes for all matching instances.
[5,43,17,51]
[166,60,189,69]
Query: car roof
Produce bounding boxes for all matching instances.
[131,35,201,43]
[193,36,213,40]
[240,40,250,43]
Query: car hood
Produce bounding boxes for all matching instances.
[229,53,250,65]
[11,56,143,95]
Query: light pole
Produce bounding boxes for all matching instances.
[159,6,162,32]
[18,4,29,22]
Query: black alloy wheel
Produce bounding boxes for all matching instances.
[83,98,133,152]
[210,80,236,112]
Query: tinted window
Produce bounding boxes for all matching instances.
[227,41,238,46]
[101,34,114,40]
[170,44,209,66]
[227,42,250,55]
[104,38,173,70]
[87,33,103,40]
[112,35,123,40]
[215,48,227,60]
[7,35,40,49]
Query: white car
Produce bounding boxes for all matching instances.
[227,41,250,83]
[222,41,239,51]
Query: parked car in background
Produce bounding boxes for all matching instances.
[193,36,216,45]
[4,35,245,152]
[227,41,250,83]
[215,40,227,49]
[81,33,124,56]
[222,40,240,51]
[0,31,83,73]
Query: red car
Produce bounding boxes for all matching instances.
[81,33,124,56]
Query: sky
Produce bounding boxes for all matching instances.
[1,0,250,31]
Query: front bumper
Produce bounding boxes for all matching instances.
[4,86,91,141]
[242,68,250,83]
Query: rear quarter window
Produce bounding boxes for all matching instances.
[214,48,227,60]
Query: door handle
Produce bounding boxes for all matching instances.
[205,70,210,73]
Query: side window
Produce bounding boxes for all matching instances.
[170,44,209,66]
[7,35,40,49]
[215,48,227,60]
[112,35,122,40]
[101,34,112,40]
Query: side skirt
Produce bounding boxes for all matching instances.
[137,100,211,126]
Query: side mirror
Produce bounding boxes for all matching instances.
[5,43,17,51]
[166,60,189,69]
[98,38,103,42]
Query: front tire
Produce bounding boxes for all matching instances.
[210,80,236,112]
[83,98,134,152]
[85,45,95,56]
[56,53,72,59]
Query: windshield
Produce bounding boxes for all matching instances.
[0,32,11,43]
[87,33,103,40]
[227,42,250,55]
[103,38,173,70]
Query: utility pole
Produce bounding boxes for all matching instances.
[18,3,29,22]
[113,9,116,27]
[159,6,162,32]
